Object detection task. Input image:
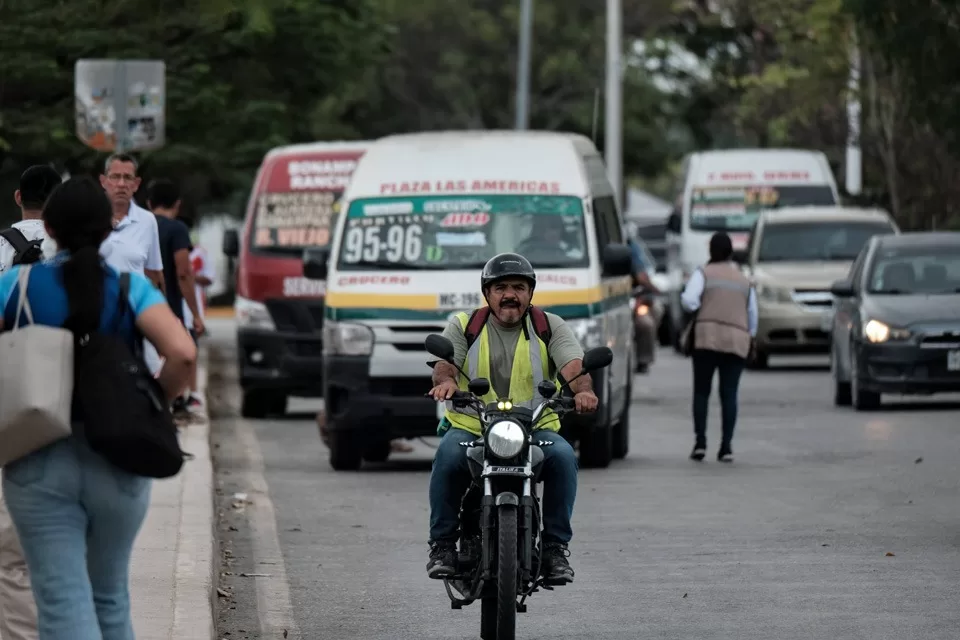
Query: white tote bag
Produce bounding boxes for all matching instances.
[0,265,74,466]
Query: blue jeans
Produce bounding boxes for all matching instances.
[2,437,151,640]
[429,427,578,545]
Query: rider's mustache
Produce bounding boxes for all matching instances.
[499,298,520,308]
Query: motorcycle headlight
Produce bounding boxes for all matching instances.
[235,295,276,331]
[486,420,526,459]
[322,322,375,356]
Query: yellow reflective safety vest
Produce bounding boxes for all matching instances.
[443,310,561,436]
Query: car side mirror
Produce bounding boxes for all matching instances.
[602,243,633,277]
[537,379,557,399]
[666,210,681,234]
[302,247,330,280]
[830,279,855,298]
[468,378,490,396]
[425,334,456,363]
[582,346,614,372]
[222,229,239,258]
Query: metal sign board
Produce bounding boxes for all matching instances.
[75,59,165,153]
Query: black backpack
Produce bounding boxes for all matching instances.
[0,228,43,266]
[71,272,191,478]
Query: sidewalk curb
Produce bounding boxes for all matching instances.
[170,347,218,640]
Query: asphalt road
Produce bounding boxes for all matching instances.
[206,318,960,640]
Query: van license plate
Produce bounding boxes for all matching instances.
[436,401,446,419]
[948,350,960,371]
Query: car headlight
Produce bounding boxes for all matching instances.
[568,317,603,349]
[322,322,375,356]
[487,420,526,459]
[235,295,276,331]
[755,283,793,304]
[863,319,910,343]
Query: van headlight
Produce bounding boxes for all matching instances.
[486,420,526,459]
[568,317,603,349]
[323,322,375,356]
[235,295,276,331]
[756,283,793,304]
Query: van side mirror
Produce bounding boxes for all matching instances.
[666,210,681,234]
[602,243,633,277]
[222,229,239,258]
[830,279,855,297]
[302,247,330,280]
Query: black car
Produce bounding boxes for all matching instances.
[829,232,960,410]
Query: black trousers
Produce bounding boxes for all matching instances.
[692,349,746,450]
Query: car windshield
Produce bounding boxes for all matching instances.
[757,221,895,262]
[867,243,960,294]
[336,195,588,270]
[689,184,837,231]
[250,190,341,256]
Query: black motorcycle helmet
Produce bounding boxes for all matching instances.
[480,252,537,293]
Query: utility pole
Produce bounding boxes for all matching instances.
[515,0,534,130]
[605,0,623,212]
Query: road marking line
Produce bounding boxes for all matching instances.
[235,419,301,639]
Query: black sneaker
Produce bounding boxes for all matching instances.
[541,542,574,584]
[718,448,734,463]
[426,541,457,579]
[690,445,706,461]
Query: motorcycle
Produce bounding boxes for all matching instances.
[424,334,613,640]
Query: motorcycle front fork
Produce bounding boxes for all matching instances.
[463,482,540,585]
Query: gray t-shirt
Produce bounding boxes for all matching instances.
[441,311,584,398]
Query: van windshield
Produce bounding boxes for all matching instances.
[250,191,341,255]
[336,195,589,270]
[757,221,895,262]
[689,184,837,231]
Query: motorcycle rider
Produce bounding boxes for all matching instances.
[427,253,599,584]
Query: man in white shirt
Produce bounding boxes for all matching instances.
[0,164,63,640]
[98,153,164,287]
[0,165,62,273]
[98,153,166,374]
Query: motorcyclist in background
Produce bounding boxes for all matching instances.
[426,253,598,584]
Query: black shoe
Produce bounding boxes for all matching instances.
[426,541,457,579]
[690,445,706,461]
[541,542,574,584]
[718,448,734,463]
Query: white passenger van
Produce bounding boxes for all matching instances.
[302,131,634,471]
[663,149,841,346]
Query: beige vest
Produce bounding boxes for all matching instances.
[694,262,752,358]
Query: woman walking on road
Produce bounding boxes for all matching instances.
[0,177,196,640]
[680,232,757,463]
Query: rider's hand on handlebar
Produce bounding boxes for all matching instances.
[573,390,599,413]
[429,380,459,402]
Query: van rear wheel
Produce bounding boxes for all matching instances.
[329,432,363,471]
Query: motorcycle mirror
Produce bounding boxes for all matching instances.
[537,380,557,399]
[581,346,614,373]
[424,334,456,363]
[468,378,490,397]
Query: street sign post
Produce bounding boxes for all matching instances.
[75,59,165,153]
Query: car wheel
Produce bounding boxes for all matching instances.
[850,349,881,411]
[579,375,613,468]
[831,345,851,406]
[362,440,392,463]
[612,371,632,460]
[328,431,364,471]
[241,391,286,419]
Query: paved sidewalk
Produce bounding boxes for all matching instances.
[130,348,217,640]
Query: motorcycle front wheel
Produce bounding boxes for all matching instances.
[496,504,518,640]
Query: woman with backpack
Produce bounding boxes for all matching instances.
[0,177,196,640]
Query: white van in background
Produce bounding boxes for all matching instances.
[301,130,635,471]
[663,149,841,346]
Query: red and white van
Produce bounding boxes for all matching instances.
[222,141,370,417]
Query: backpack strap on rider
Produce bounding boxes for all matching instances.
[463,307,491,351]
[527,305,552,345]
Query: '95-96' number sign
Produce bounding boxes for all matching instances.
[341,224,423,264]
